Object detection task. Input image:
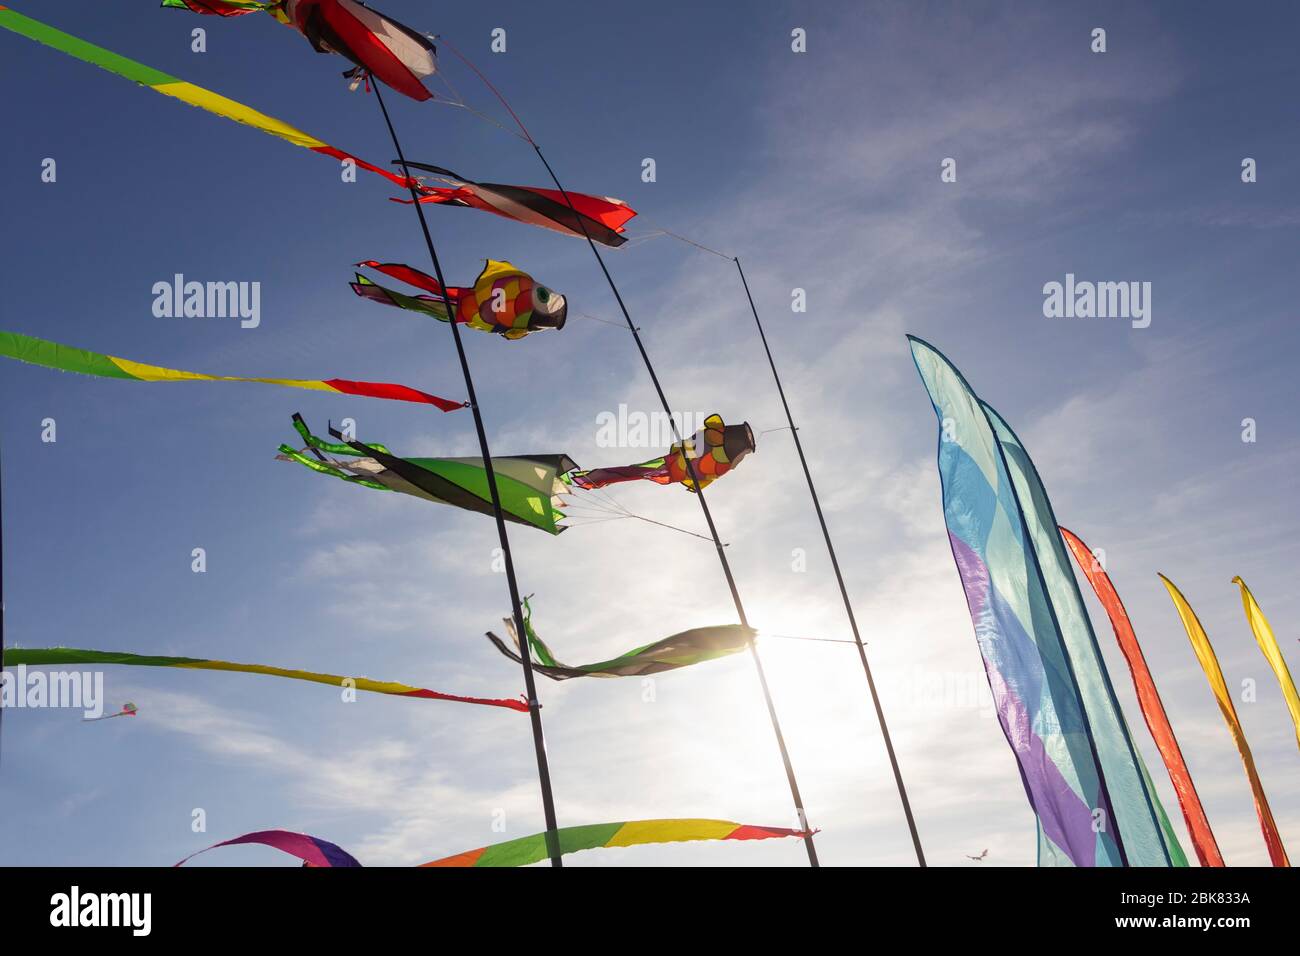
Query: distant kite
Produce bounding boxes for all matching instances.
[83,702,138,723]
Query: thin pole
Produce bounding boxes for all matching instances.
[530,145,819,867]
[735,257,926,867]
[371,82,563,867]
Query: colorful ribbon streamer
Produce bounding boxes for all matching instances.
[0,331,463,409]
[1233,577,1300,753]
[0,6,415,188]
[176,820,811,867]
[1160,575,1290,866]
[1062,529,1223,866]
[5,647,527,712]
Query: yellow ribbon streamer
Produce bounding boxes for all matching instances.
[1160,574,1290,866]
[1233,576,1300,753]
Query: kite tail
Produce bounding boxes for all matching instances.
[484,631,574,682]
[518,597,562,668]
[291,412,390,455]
[484,599,573,680]
[276,444,388,491]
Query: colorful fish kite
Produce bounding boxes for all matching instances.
[277,415,575,535]
[485,598,752,680]
[1062,528,1224,867]
[568,415,755,494]
[397,163,636,247]
[177,820,810,867]
[162,0,439,102]
[352,259,568,339]
[0,331,463,410]
[5,647,527,712]
[83,702,138,723]
[910,336,1188,867]
[1160,574,1291,866]
[0,7,415,189]
[1233,577,1300,753]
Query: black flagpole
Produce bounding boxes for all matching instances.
[371,81,563,868]
[529,145,819,867]
[734,257,927,867]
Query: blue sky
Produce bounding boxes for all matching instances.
[1,0,1297,866]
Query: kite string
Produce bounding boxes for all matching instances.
[763,632,859,646]
[438,37,742,270]
[562,487,722,544]
[571,309,635,331]
[427,64,530,143]
[437,36,536,145]
[624,224,735,261]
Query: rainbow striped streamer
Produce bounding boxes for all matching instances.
[5,647,528,712]
[0,331,463,410]
[176,821,810,867]
[421,819,809,867]
[0,6,413,188]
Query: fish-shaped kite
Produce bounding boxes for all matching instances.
[568,414,755,493]
[352,259,567,339]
